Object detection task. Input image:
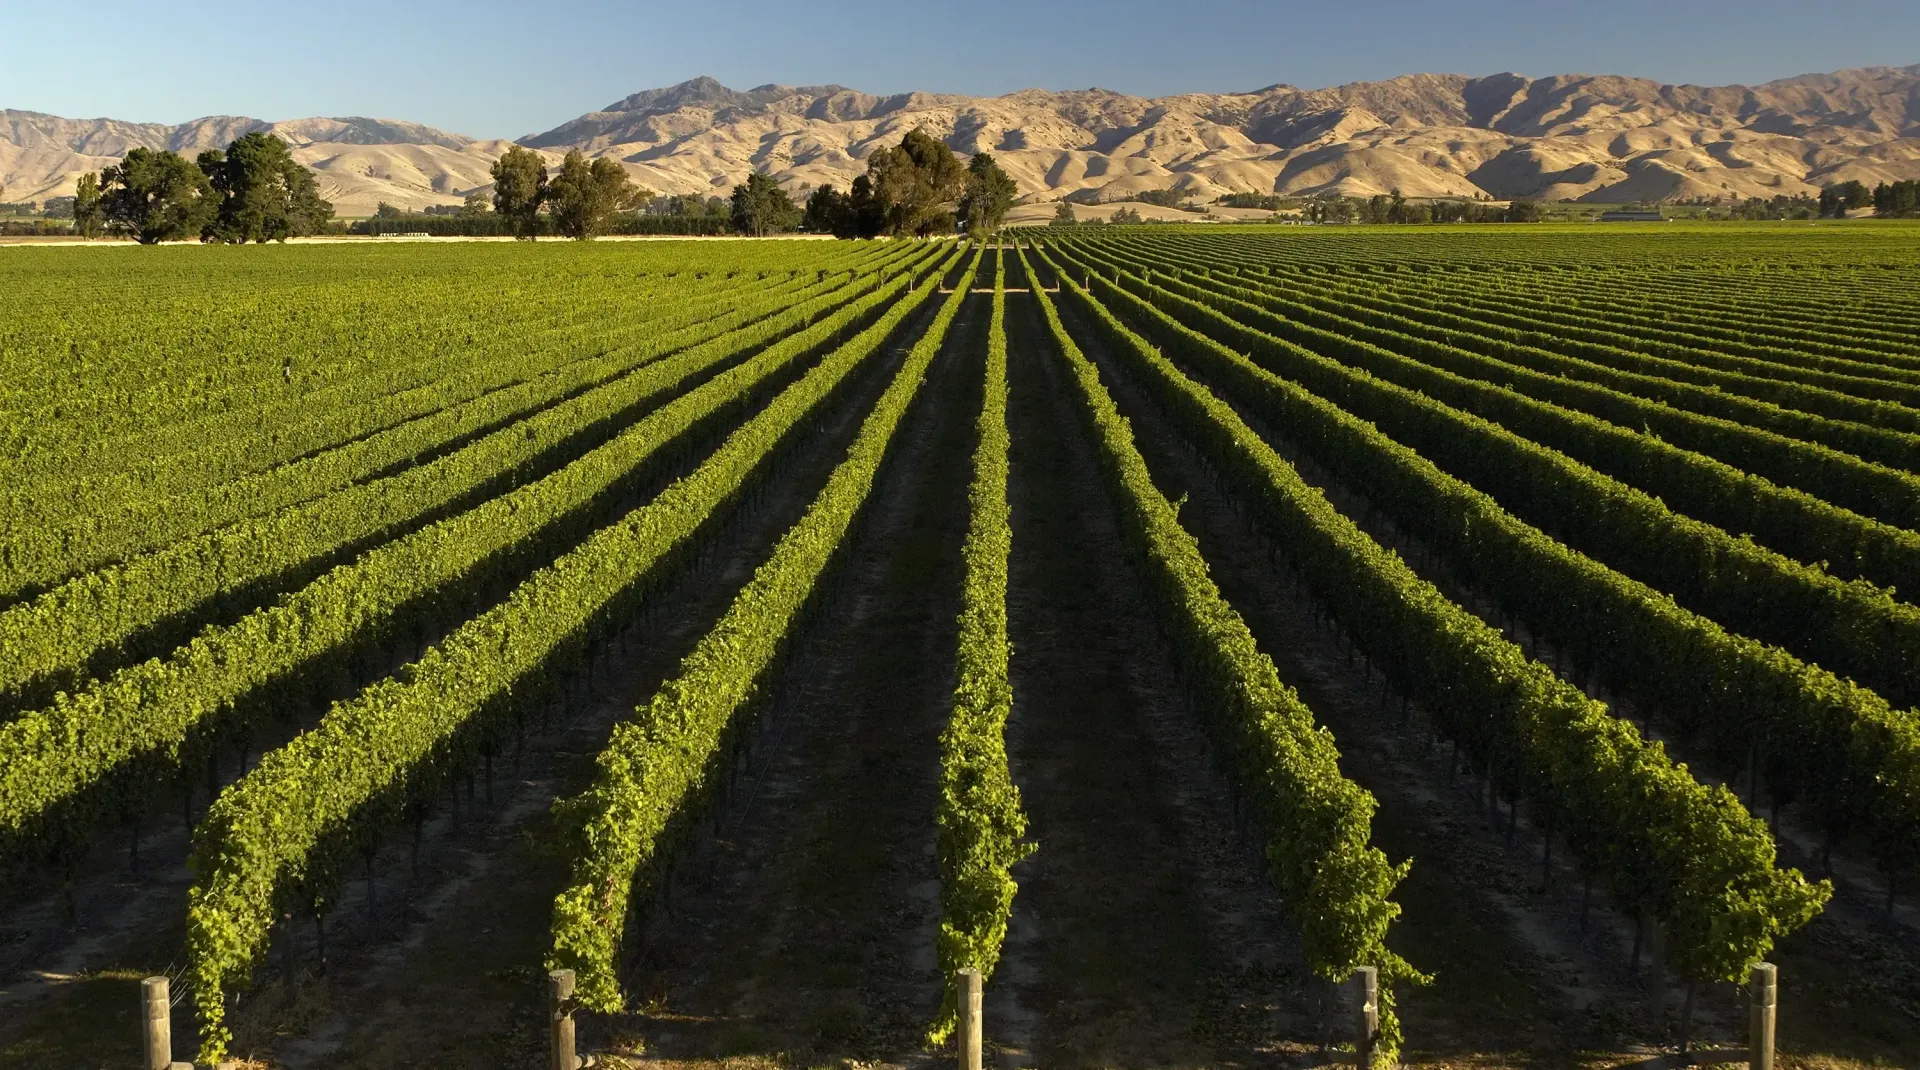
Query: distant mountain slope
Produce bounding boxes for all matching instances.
[0,111,520,216]
[6,64,1918,215]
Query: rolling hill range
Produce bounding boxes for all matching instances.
[6,64,1918,215]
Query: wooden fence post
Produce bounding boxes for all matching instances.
[550,968,579,1070]
[1352,966,1379,1067]
[1749,962,1777,1070]
[141,976,172,1070]
[957,966,984,1070]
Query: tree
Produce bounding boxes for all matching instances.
[491,145,549,240]
[1504,199,1542,223]
[1109,206,1143,225]
[100,148,217,244]
[1386,186,1408,224]
[1836,180,1872,213]
[844,174,885,238]
[374,201,405,220]
[547,151,646,240]
[460,190,491,217]
[1051,201,1077,226]
[72,172,103,240]
[653,193,729,218]
[802,184,848,234]
[729,170,801,236]
[1874,180,1920,217]
[957,152,1018,238]
[867,127,965,237]
[198,133,333,243]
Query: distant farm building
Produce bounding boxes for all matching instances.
[1599,210,1667,222]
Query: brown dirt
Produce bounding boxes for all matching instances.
[991,281,1315,1070]
[578,289,988,1068]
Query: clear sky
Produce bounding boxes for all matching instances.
[4,0,1915,140]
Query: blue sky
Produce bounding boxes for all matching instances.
[3,0,1914,139]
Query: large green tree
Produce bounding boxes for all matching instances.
[957,151,1018,238]
[198,133,333,243]
[99,148,217,243]
[72,172,104,239]
[729,170,801,236]
[802,184,847,234]
[845,174,885,238]
[547,151,646,240]
[868,127,965,237]
[491,145,550,239]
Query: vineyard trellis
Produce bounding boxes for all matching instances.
[0,223,1915,1068]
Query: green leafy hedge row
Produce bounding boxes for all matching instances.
[1023,245,1417,1062]
[1054,245,1920,712]
[1052,248,1920,888]
[1362,254,1920,376]
[2,242,892,484]
[1235,259,1920,472]
[1150,231,1920,400]
[0,266,900,715]
[1,271,722,596]
[1272,258,1920,425]
[1055,239,1920,604]
[1110,233,1920,450]
[1,242,902,599]
[1177,231,1920,378]
[186,244,969,1064]
[1037,248,1831,995]
[0,251,948,883]
[1127,248,1920,533]
[546,248,982,1014]
[928,251,1033,1044]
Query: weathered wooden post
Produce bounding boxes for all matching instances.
[141,975,171,1070]
[1749,962,1777,1070]
[957,966,984,1070]
[1352,966,1379,1067]
[550,967,580,1070]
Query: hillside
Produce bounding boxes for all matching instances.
[5,64,1918,214]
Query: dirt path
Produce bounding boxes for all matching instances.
[990,286,1309,1070]
[577,291,986,1069]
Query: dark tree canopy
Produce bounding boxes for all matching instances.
[1874,179,1920,216]
[846,174,885,238]
[198,133,333,243]
[800,180,883,239]
[1051,200,1077,226]
[72,172,104,240]
[548,151,647,240]
[491,146,550,240]
[957,151,1018,238]
[802,185,847,234]
[653,193,730,218]
[729,170,801,236]
[868,127,965,237]
[100,148,217,244]
[1504,198,1542,223]
[1820,179,1874,217]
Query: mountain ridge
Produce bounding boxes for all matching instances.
[5,64,1917,215]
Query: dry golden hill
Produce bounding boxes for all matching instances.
[6,65,1919,215]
